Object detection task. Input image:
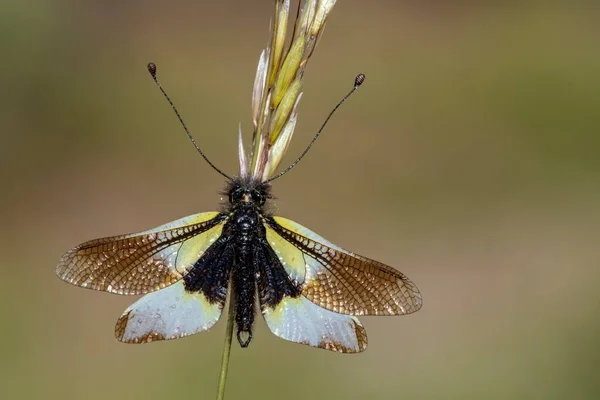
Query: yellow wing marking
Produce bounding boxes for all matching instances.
[268,216,422,316]
[56,212,226,295]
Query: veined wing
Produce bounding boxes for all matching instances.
[116,238,234,343]
[255,242,367,353]
[264,216,422,316]
[56,212,227,295]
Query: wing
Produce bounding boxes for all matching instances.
[255,242,367,353]
[56,212,227,295]
[262,295,368,353]
[116,235,234,343]
[264,216,422,316]
[115,281,223,343]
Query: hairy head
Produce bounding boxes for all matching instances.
[224,176,272,209]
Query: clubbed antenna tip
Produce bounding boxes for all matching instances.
[147,62,157,78]
[355,73,365,87]
[266,72,365,183]
[146,61,232,180]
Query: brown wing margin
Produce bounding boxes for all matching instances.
[56,213,228,295]
[265,217,422,316]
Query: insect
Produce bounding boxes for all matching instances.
[56,63,422,353]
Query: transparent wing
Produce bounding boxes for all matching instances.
[56,212,227,295]
[265,216,422,316]
[115,281,224,343]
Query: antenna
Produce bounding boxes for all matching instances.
[147,62,232,181]
[266,73,366,183]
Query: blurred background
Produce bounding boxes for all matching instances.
[2,1,599,399]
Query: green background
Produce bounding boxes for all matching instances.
[2,1,599,399]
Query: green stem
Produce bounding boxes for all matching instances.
[216,299,235,400]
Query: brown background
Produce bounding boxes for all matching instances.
[2,1,599,399]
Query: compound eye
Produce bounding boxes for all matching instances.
[251,190,264,205]
[229,188,244,203]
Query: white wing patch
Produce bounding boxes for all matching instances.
[115,281,223,343]
[262,296,368,353]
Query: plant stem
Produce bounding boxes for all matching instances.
[216,299,235,400]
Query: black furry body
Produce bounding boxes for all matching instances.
[183,177,301,348]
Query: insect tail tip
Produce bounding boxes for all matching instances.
[237,329,253,348]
